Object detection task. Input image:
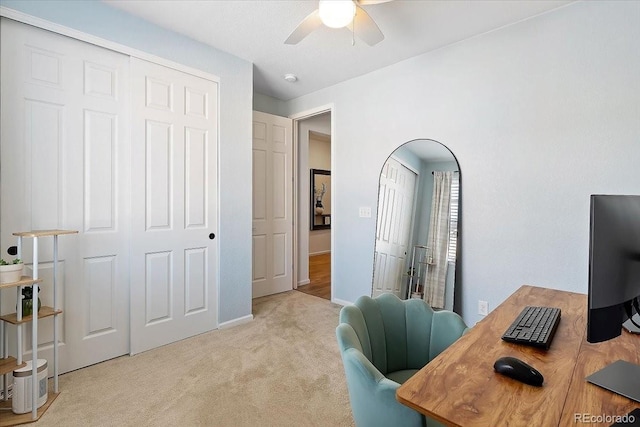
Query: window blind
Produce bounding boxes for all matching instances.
[447,174,459,263]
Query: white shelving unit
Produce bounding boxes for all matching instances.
[0,229,77,426]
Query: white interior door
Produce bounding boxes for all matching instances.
[252,111,293,298]
[130,58,218,354]
[0,18,130,372]
[373,157,417,297]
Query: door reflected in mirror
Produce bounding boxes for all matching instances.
[311,169,331,230]
[372,140,460,312]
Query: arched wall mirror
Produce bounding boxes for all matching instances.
[372,139,460,312]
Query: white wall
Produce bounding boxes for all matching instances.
[0,0,254,324]
[309,135,331,171]
[285,1,640,323]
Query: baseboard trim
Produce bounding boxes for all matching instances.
[331,297,352,307]
[298,279,311,286]
[218,314,254,329]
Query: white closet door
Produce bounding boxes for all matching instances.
[130,58,218,354]
[252,111,293,298]
[373,158,417,298]
[0,18,130,372]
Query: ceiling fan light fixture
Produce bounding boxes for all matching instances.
[318,0,356,29]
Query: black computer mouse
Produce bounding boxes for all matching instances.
[493,356,544,387]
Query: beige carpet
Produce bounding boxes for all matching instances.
[31,291,354,427]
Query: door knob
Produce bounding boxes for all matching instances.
[7,246,17,256]
[209,233,215,240]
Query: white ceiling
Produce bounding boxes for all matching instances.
[103,0,573,101]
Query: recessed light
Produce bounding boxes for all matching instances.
[284,74,298,83]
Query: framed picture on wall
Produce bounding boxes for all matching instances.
[311,168,331,230]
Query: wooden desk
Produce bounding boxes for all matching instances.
[396,285,640,426]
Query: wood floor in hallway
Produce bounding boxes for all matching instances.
[297,253,331,300]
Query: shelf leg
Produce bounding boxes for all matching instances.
[31,237,38,420]
[17,286,22,366]
[53,235,59,393]
[17,237,23,366]
[1,318,6,402]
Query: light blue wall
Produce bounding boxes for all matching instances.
[0,0,254,323]
[284,1,640,323]
[253,92,288,117]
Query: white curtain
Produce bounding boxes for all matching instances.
[424,171,452,308]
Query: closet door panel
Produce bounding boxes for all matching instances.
[84,109,117,232]
[130,58,218,355]
[0,18,130,373]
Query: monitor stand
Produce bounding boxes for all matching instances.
[586,360,640,403]
[623,313,640,334]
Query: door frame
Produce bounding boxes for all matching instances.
[289,104,334,302]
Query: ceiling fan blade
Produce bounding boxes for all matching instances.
[348,6,384,46]
[356,0,394,6]
[285,9,323,44]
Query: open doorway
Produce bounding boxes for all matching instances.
[292,110,332,301]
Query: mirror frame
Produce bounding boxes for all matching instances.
[310,168,331,230]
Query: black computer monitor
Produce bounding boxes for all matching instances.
[587,194,640,343]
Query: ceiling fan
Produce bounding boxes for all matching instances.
[285,0,393,47]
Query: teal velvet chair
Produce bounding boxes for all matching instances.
[336,293,468,427]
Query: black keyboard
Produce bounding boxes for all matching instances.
[501,306,561,349]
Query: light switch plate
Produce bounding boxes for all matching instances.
[478,300,489,316]
[359,207,372,218]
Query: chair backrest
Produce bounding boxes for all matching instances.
[339,293,467,375]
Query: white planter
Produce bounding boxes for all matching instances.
[0,263,24,284]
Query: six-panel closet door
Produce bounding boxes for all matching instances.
[0,18,220,371]
[129,58,218,354]
[0,18,131,372]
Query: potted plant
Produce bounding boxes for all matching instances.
[0,258,24,284]
[21,285,41,316]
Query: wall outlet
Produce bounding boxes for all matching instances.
[478,300,489,316]
[359,207,372,218]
